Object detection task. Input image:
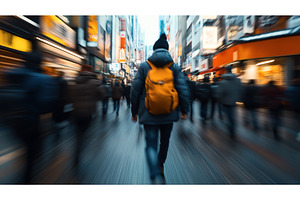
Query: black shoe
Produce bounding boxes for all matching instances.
[151,174,166,184]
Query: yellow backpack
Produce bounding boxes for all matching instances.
[145,61,179,115]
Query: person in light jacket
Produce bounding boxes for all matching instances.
[217,65,243,139]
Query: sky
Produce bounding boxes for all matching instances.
[138,15,160,46]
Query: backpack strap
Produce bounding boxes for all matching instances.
[147,60,174,69]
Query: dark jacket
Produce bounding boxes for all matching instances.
[184,76,195,102]
[243,84,261,109]
[194,82,211,102]
[72,71,99,118]
[130,48,190,124]
[53,76,67,122]
[5,66,55,123]
[286,85,300,112]
[218,73,243,106]
[112,83,123,100]
[262,83,283,110]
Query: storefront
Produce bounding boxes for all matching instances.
[38,16,85,80]
[212,26,300,86]
[86,16,112,78]
[0,16,37,85]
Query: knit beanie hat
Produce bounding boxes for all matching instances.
[153,33,169,50]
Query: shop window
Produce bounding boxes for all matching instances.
[257,65,283,86]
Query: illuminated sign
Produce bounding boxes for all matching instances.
[126,65,130,73]
[203,26,218,49]
[40,16,76,49]
[120,48,126,63]
[197,59,208,72]
[244,15,255,34]
[226,16,244,41]
[0,29,32,52]
[88,16,99,42]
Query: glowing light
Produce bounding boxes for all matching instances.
[16,15,40,28]
[36,37,84,59]
[256,60,275,66]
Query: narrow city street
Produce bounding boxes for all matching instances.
[1,100,300,185]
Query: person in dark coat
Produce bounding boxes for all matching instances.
[196,76,211,123]
[130,33,190,184]
[4,52,54,183]
[112,81,123,116]
[72,64,100,167]
[217,65,243,139]
[285,78,300,141]
[210,76,223,120]
[124,83,131,109]
[184,73,195,122]
[242,79,260,130]
[99,78,112,116]
[52,71,68,141]
[262,80,284,140]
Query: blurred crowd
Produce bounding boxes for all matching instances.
[0,52,131,183]
[1,52,300,183]
[186,66,300,141]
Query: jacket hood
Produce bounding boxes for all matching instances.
[221,73,237,80]
[148,48,174,68]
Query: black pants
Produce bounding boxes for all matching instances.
[14,118,41,183]
[102,99,108,115]
[200,100,209,120]
[74,116,92,166]
[222,105,236,137]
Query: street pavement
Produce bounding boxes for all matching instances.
[0,100,300,184]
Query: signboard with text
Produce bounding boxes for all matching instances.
[40,16,76,49]
[197,59,209,72]
[0,29,32,52]
[203,26,218,49]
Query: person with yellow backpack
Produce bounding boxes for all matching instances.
[131,33,190,184]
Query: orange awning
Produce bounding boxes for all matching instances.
[199,66,221,75]
[213,35,300,68]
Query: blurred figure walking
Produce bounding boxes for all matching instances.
[99,78,112,117]
[130,33,190,184]
[184,73,195,122]
[124,83,131,109]
[242,79,260,130]
[285,78,300,141]
[52,71,68,141]
[210,76,223,120]
[217,65,243,139]
[72,64,99,167]
[262,80,284,140]
[112,81,123,116]
[2,52,59,183]
[194,76,211,123]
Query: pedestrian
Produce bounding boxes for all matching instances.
[194,76,211,123]
[130,33,190,184]
[112,81,123,116]
[210,76,223,120]
[184,73,195,122]
[124,83,131,109]
[99,78,112,116]
[262,80,284,140]
[285,78,300,141]
[52,71,68,141]
[71,64,100,167]
[2,52,59,183]
[242,79,260,130]
[217,65,243,139]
